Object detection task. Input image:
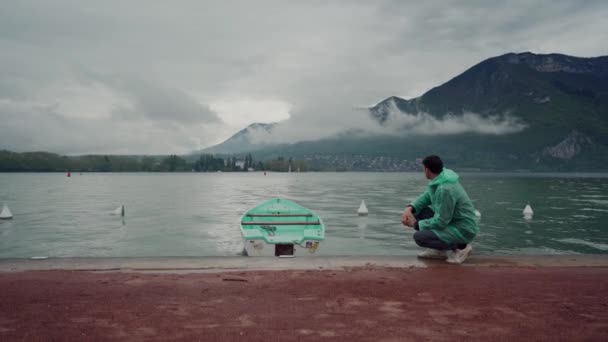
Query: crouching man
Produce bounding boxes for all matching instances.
[402,155,478,264]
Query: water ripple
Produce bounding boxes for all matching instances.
[0,172,607,257]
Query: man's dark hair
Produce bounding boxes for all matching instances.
[422,155,443,174]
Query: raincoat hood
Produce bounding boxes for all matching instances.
[428,168,459,186]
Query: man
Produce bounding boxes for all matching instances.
[402,155,478,264]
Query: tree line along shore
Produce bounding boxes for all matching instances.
[0,150,308,173]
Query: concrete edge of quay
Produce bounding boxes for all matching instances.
[1,255,607,273]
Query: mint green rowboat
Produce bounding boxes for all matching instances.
[240,198,325,257]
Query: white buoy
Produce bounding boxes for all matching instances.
[111,205,125,217]
[474,209,481,219]
[0,204,13,219]
[523,204,533,220]
[357,200,368,216]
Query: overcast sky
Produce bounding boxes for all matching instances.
[1,0,607,154]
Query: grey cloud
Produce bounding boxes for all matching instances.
[243,98,527,146]
[0,79,27,100]
[0,0,606,154]
[112,78,220,124]
[379,106,527,136]
[0,2,119,46]
[0,99,218,154]
[391,112,527,136]
[74,69,220,124]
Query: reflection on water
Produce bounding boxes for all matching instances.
[0,172,607,257]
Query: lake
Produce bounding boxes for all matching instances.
[1,172,607,257]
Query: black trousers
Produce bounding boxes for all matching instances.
[413,208,467,251]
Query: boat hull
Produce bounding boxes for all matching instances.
[242,239,321,257]
[240,198,325,257]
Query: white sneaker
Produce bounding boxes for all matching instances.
[417,248,448,259]
[446,244,473,264]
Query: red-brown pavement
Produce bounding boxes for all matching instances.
[1,264,607,341]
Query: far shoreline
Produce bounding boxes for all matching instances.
[1,171,608,175]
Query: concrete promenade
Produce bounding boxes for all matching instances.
[1,254,608,273]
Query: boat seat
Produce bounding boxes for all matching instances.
[246,213,313,217]
[241,221,321,226]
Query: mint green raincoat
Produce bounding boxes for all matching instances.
[410,169,478,244]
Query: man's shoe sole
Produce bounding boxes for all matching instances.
[417,254,448,260]
[446,246,472,264]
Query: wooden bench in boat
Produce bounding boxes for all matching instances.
[246,213,313,217]
[241,221,321,226]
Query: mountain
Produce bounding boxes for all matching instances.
[370,52,608,143]
[200,52,608,171]
[201,122,277,154]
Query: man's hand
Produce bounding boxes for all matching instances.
[401,207,416,227]
[401,208,409,226]
[404,215,416,228]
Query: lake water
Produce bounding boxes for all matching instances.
[1,172,607,258]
